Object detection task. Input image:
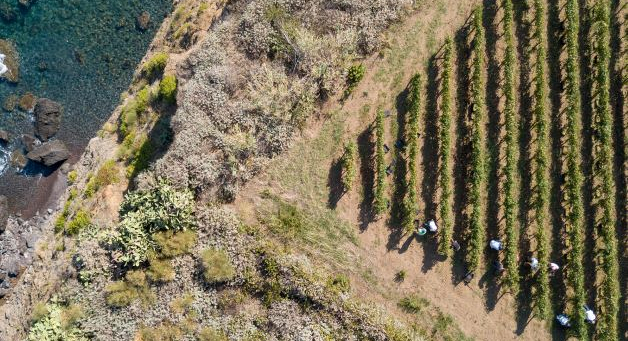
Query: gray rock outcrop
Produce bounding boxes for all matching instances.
[0,195,8,233]
[33,98,62,141]
[26,140,70,166]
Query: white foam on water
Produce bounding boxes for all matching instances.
[0,53,7,77]
[0,144,8,176]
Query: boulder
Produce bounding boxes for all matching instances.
[33,98,62,141]
[18,92,36,112]
[0,129,8,143]
[0,195,8,233]
[21,134,38,152]
[136,11,151,31]
[10,150,27,169]
[26,140,70,166]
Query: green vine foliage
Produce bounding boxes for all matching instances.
[466,6,487,271]
[402,74,421,233]
[374,109,387,216]
[438,38,454,257]
[532,0,551,320]
[564,0,587,338]
[590,1,619,339]
[502,0,520,295]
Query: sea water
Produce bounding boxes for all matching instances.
[0,0,171,213]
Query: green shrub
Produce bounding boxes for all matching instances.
[159,75,177,104]
[31,302,48,323]
[120,179,195,234]
[146,258,175,282]
[27,303,85,341]
[66,209,91,235]
[67,170,77,185]
[138,321,184,341]
[111,179,195,266]
[200,248,235,283]
[344,64,366,97]
[394,270,406,282]
[59,304,84,330]
[327,274,350,293]
[170,293,195,315]
[198,327,228,341]
[398,295,429,314]
[105,270,155,308]
[84,160,119,198]
[135,86,151,115]
[153,230,197,258]
[142,52,168,78]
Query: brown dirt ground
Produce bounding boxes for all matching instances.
[232,0,554,340]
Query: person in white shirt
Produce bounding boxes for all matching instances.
[556,313,571,328]
[526,257,539,271]
[489,239,503,251]
[584,305,596,324]
[427,219,438,233]
[549,262,560,276]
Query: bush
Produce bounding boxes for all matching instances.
[120,179,195,234]
[138,321,184,341]
[84,160,119,198]
[153,230,197,258]
[327,274,350,294]
[105,270,155,308]
[344,64,366,97]
[146,258,175,282]
[159,75,177,104]
[200,248,235,283]
[31,302,48,323]
[111,179,195,266]
[170,293,195,315]
[142,52,168,78]
[67,170,77,185]
[27,303,85,340]
[66,209,91,235]
[398,295,429,314]
[198,327,228,341]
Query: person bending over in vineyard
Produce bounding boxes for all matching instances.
[549,262,560,276]
[462,270,474,285]
[584,305,596,324]
[556,313,571,328]
[493,260,505,276]
[426,220,438,234]
[489,239,503,251]
[525,256,539,271]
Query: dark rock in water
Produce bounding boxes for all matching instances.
[0,3,17,23]
[0,130,9,143]
[34,98,63,141]
[136,11,151,31]
[10,150,27,169]
[21,134,38,152]
[26,140,70,166]
[0,196,7,233]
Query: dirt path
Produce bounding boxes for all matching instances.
[232,0,553,340]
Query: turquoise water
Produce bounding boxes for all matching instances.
[0,0,171,212]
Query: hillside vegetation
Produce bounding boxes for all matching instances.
[1,0,625,340]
